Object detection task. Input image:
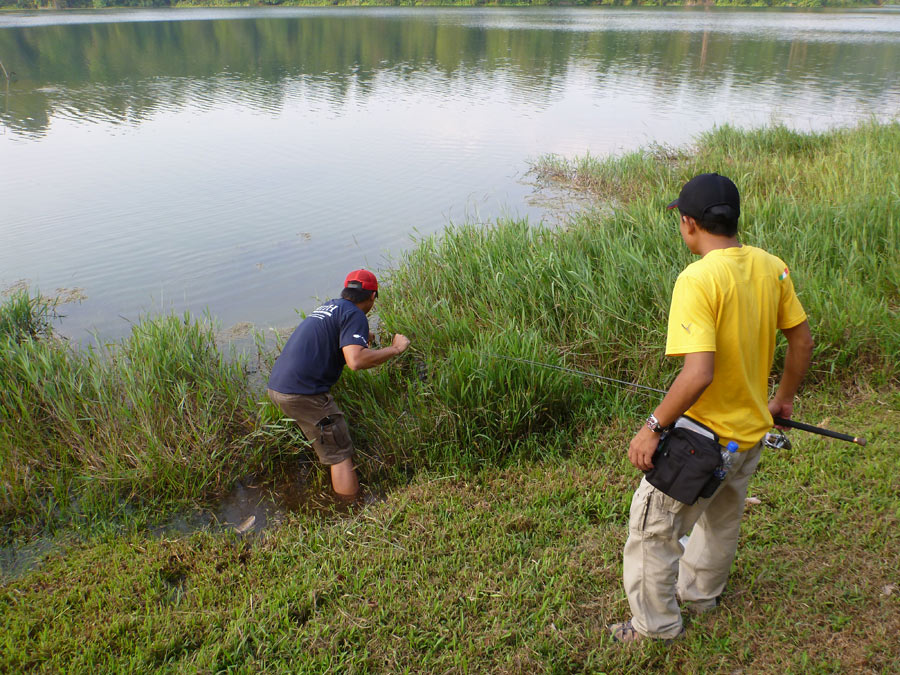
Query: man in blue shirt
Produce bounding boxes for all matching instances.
[268,269,411,498]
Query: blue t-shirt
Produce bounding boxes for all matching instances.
[267,298,370,395]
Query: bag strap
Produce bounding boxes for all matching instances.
[673,415,719,443]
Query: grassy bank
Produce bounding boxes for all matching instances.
[345,120,898,473]
[1,389,897,671]
[0,292,302,536]
[1,121,898,670]
[2,120,898,533]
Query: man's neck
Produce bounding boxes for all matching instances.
[697,234,741,257]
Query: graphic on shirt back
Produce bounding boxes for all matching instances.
[309,304,338,320]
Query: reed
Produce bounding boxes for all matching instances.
[0,302,298,533]
[1,122,896,529]
[335,120,898,473]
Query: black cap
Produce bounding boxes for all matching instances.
[666,173,740,222]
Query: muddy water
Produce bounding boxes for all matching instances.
[211,466,384,535]
[0,462,386,582]
[160,460,387,538]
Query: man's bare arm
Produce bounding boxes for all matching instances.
[342,334,411,371]
[628,351,715,471]
[768,320,814,422]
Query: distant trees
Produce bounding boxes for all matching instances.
[0,0,885,8]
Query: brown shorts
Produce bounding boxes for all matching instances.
[267,389,354,466]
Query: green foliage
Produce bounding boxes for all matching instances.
[0,299,293,534]
[535,121,900,380]
[0,291,55,343]
[1,391,897,672]
[1,122,897,533]
[334,122,898,479]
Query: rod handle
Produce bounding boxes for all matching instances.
[773,416,867,446]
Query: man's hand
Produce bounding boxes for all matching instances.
[769,320,812,429]
[343,333,410,371]
[391,334,411,354]
[768,396,793,429]
[628,426,661,472]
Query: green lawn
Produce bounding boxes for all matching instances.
[2,389,897,672]
[2,121,898,671]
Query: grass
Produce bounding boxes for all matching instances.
[0,300,305,537]
[343,120,898,472]
[1,121,898,670]
[1,389,897,672]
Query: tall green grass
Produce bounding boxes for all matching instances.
[338,121,898,471]
[2,122,896,530]
[533,122,899,376]
[0,298,300,534]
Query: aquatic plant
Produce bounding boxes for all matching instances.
[0,121,896,532]
[0,304,299,534]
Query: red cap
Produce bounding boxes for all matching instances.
[344,269,378,291]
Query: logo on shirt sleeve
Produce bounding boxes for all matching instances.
[779,267,790,281]
[681,322,692,334]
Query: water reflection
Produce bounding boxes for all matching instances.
[0,9,897,342]
[1,10,897,138]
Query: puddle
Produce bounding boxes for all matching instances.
[158,460,386,539]
[0,535,58,582]
[2,463,386,582]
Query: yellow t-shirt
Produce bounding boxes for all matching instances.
[665,245,808,449]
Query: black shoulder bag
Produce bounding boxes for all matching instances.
[644,416,724,505]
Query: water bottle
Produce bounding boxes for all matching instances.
[713,441,739,480]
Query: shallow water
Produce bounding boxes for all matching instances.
[1,7,898,342]
[0,462,384,581]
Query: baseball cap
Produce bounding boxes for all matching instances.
[344,269,378,291]
[666,173,740,222]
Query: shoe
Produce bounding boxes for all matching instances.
[608,620,685,645]
[677,594,719,616]
[681,599,717,616]
[608,620,642,643]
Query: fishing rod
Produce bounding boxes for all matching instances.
[772,416,866,446]
[484,353,867,446]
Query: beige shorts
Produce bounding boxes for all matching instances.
[267,389,354,465]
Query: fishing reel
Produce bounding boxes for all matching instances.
[763,430,792,450]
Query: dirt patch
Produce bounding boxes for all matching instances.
[220,321,255,340]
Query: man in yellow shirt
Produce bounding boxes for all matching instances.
[609,173,814,643]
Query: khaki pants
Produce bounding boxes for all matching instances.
[267,389,354,466]
[623,442,763,639]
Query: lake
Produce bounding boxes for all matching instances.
[1,7,898,342]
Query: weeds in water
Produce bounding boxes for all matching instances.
[1,122,897,535]
[0,290,56,342]
[0,306,299,536]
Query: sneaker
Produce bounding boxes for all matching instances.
[608,620,685,645]
[677,595,719,616]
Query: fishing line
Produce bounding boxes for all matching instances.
[480,353,867,445]
[482,353,667,396]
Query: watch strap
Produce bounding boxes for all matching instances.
[646,414,664,433]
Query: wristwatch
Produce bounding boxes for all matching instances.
[646,414,664,433]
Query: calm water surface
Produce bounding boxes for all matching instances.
[1,7,898,341]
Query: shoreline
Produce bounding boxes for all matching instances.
[1,120,898,670]
[1,2,887,11]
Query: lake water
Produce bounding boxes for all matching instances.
[2,7,898,342]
